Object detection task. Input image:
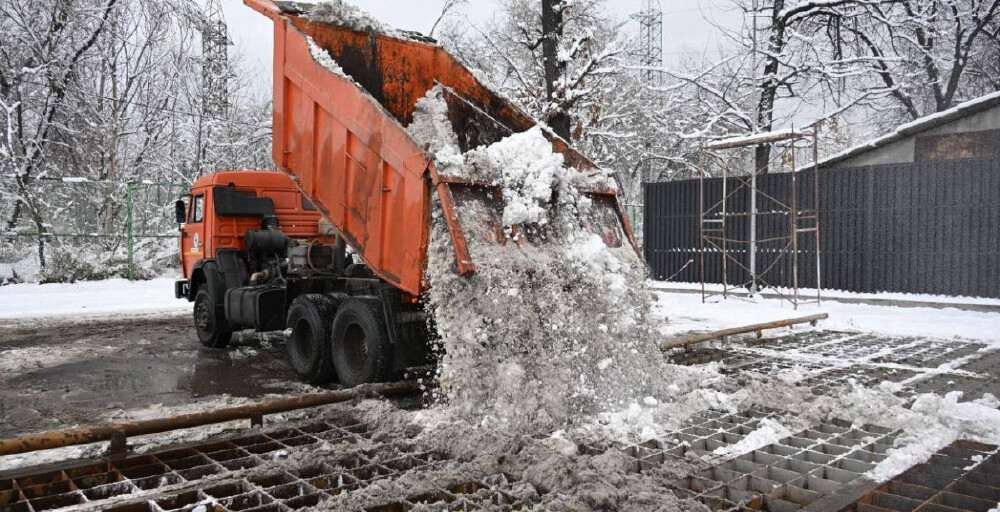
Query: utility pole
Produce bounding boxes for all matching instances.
[632,0,664,185]
[630,0,664,245]
[749,0,760,296]
[201,0,231,118]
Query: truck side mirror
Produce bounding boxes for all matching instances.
[175,200,186,224]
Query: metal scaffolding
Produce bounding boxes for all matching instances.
[698,129,823,309]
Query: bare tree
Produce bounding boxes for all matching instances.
[428,0,468,38]
[1,0,270,278]
[840,0,1000,125]
[1,0,118,265]
[440,0,624,143]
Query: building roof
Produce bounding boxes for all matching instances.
[817,91,1000,168]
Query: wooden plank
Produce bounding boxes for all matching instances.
[660,313,829,350]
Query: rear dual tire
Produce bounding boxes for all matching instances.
[330,299,392,387]
[285,296,392,387]
[286,295,337,385]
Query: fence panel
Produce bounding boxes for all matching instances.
[644,158,1000,298]
[1,180,187,280]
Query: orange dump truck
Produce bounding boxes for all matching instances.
[173,0,637,386]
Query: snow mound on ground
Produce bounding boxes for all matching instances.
[868,391,1000,482]
[0,278,186,321]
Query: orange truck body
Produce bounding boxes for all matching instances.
[243,0,638,297]
[174,0,639,385]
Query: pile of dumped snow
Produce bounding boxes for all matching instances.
[411,88,677,430]
[463,127,564,226]
[407,87,465,175]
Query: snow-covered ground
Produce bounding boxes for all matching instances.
[654,288,1000,346]
[3,277,997,347]
[0,277,188,322]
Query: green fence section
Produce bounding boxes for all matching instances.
[1,178,188,280]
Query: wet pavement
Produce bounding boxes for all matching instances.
[0,316,305,438]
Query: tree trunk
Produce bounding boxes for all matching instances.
[541,0,571,141]
[754,0,786,175]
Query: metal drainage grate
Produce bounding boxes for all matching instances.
[0,415,395,511]
[670,331,993,401]
[0,412,542,512]
[849,441,999,512]
[617,409,900,512]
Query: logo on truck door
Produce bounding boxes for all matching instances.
[192,233,201,252]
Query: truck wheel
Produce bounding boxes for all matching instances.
[194,288,232,348]
[330,299,392,387]
[285,295,336,385]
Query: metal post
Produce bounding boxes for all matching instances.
[721,160,728,298]
[750,158,758,296]
[699,149,706,303]
[126,181,135,280]
[813,129,822,305]
[790,144,799,309]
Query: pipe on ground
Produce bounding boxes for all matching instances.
[661,313,829,351]
[0,380,420,457]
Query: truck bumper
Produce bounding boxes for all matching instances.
[175,280,191,300]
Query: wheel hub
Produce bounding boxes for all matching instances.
[194,300,211,331]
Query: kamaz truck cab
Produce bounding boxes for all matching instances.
[174,171,430,387]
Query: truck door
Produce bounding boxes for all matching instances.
[181,192,206,278]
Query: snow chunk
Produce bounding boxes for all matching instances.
[408,86,464,175]
[565,233,627,298]
[712,418,793,458]
[868,391,1000,482]
[306,36,346,77]
[465,126,564,226]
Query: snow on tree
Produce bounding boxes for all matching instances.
[833,0,1000,128]
[0,0,270,276]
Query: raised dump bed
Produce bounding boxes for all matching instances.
[244,0,637,295]
[172,0,638,387]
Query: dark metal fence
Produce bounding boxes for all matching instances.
[644,158,1000,298]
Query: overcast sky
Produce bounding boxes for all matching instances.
[220,0,742,91]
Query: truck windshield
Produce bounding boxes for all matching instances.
[213,186,275,217]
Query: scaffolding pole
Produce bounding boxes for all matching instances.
[699,129,823,308]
